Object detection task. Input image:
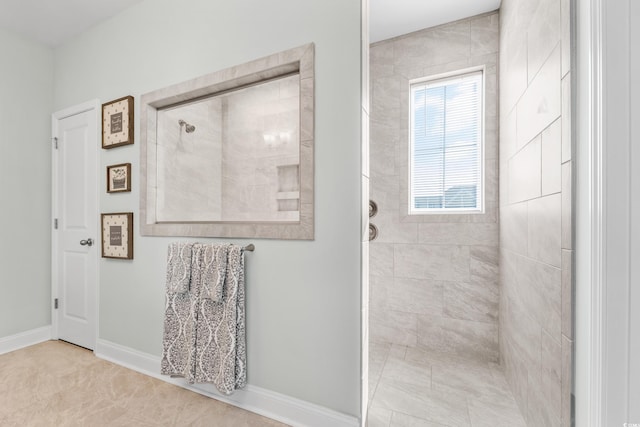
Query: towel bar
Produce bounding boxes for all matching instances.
[243,244,255,252]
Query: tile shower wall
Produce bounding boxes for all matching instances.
[156,99,223,222]
[222,75,300,222]
[499,0,573,425]
[369,12,500,363]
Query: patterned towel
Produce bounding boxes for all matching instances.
[161,243,199,377]
[191,245,247,394]
[200,244,229,302]
[166,242,193,293]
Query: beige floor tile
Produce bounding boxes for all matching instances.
[0,341,288,427]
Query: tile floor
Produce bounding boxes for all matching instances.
[367,342,527,427]
[0,341,287,426]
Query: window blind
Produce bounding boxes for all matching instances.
[409,70,483,213]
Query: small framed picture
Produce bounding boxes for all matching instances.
[106,163,131,193]
[101,212,134,259]
[102,96,134,149]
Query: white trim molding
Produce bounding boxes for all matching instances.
[0,326,52,355]
[95,339,359,427]
[575,0,604,424]
[576,0,640,424]
[576,0,605,424]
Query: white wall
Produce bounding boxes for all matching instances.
[0,28,53,338]
[53,0,362,417]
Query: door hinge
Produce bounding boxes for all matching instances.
[54,218,58,229]
[52,137,58,149]
[54,298,59,309]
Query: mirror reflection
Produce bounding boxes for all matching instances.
[156,74,300,223]
[140,43,314,240]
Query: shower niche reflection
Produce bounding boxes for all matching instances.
[141,43,314,239]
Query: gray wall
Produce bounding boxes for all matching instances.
[498,0,573,425]
[369,12,500,362]
[53,0,362,416]
[0,28,53,338]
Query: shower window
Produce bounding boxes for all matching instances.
[409,69,484,214]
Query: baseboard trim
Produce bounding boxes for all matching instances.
[0,326,52,355]
[95,339,358,427]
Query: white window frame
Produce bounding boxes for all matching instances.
[408,67,485,215]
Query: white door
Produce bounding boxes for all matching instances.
[52,102,99,350]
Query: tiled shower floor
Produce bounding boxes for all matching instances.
[367,342,527,427]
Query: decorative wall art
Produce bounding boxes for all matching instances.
[102,96,134,149]
[106,163,131,193]
[101,212,134,259]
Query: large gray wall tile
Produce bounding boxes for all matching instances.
[561,73,572,163]
[471,13,500,55]
[444,280,498,323]
[561,249,573,339]
[516,254,562,339]
[417,223,498,246]
[516,45,562,149]
[561,161,573,250]
[542,119,562,196]
[528,194,562,267]
[370,309,418,347]
[373,212,419,244]
[394,244,470,282]
[417,315,499,362]
[561,0,571,77]
[561,335,573,427]
[541,331,563,421]
[509,136,542,203]
[370,42,395,78]
[418,223,470,245]
[389,278,444,316]
[527,0,561,81]
[526,374,561,427]
[500,25,528,114]
[500,109,518,166]
[500,203,528,255]
[370,243,394,277]
[502,293,542,372]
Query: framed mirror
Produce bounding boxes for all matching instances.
[140,43,314,239]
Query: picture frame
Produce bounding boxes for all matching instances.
[106,163,131,193]
[102,96,134,149]
[101,212,134,259]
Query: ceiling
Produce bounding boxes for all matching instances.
[370,0,501,43]
[0,0,501,48]
[0,0,143,47]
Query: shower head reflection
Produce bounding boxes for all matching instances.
[178,119,196,133]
